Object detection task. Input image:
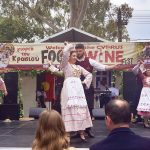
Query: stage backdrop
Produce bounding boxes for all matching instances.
[0,42,150,70]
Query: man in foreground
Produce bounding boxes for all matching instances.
[90,99,150,150]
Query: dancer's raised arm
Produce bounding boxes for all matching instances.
[60,43,74,69]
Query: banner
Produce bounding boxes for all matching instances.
[0,42,150,70]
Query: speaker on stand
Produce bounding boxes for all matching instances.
[0,72,19,120]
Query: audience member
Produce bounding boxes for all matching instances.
[90,99,150,150]
[32,110,75,150]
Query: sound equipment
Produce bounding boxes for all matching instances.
[29,107,47,119]
[123,72,137,103]
[92,108,105,118]
[3,72,18,104]
[94,88,111,96]
[0,104,20,120]
[94,88,111,108]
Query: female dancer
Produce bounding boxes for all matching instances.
[135,60,150,128]
[60,43,93,142]
[0,76,7,96]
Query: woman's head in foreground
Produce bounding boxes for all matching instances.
[32,110,69,150]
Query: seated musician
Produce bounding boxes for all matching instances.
[108,83,119,100]
[98,78,111,108]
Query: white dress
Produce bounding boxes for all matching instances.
[60,44,93,132]
[0,78,5,91]
[137,73,150,114]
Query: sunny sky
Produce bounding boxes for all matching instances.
[110,0,150,41]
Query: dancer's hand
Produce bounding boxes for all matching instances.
[81,81,86,88]
[137,59,144,65]
[43,60,53,68]
[47,60,53,66]
[4,90,8,96]
[64,41,69,46]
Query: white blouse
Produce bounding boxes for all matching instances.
[60,44,92,89]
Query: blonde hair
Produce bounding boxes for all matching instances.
[32,110,69,150]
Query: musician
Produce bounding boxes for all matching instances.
[108,83,119,100]
[98,78,108,91]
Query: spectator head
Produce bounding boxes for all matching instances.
[105,99,132,131]
[32,110,69,150]
[75,44,85,59]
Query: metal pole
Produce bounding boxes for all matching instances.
[117,8,122,42]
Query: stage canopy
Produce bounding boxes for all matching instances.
[39,27,109,43]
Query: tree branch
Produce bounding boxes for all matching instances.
[18,0,61,32]
[69,0,78,27]
[75,0,89,28]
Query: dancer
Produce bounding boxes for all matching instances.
[132,61,143,123]
[32,110,75,150]
[0,76,7,96]
[48,43,119,138]
[75,44,119,137]
[59,43,93,142]
[135,60,150,128]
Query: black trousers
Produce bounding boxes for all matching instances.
[100,94,111,108]
[38,96,46,108]
[131,85,142,117]
[84,85,94,118]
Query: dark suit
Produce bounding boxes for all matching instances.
[90,127,150,150]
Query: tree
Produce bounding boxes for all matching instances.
[82,1,133,41]
[0,0,133,42]
[68,0,89,28]
[0,0,68,42]
[0,17,44,42]
[117,3,133,42]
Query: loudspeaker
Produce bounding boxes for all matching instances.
[123,72,137,103]
[92,108,105,118]
[29,107,47,119]
[3,72,18,104]
[0,104,20,120]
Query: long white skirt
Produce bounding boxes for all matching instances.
[137,87,150,112]
[61,77,93,132]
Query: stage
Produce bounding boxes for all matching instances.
[0,119,149,149]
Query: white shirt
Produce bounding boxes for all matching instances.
[132,63,146,75]
[48,56,107,73]
[108,87,119,97]
[77,56,106,71]
[99,84,107,91]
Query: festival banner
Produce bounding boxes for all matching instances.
[0,42,150,70]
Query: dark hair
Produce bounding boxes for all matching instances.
[70,50,76,56]
[105,99,131,124]
[75,44,85,49]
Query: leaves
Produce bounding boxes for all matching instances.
[0,0,133,42]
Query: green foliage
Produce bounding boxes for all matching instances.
[82,0,133,41]
[0,17,44,42]
[0,0,133,42]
